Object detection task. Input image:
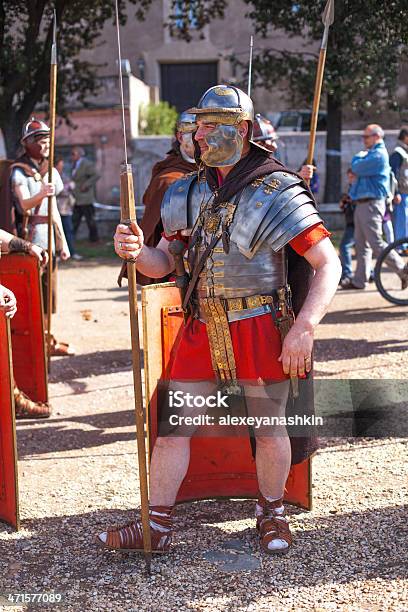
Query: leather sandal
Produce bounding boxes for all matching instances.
[97,506,173,554]
[46,333,76,357]
[14,386,51,419]
[256,494,293,555]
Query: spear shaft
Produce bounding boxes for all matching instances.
[247,35,254,97]
[47,12,57,368]
[306,0,335,170]
[115,0,152,573]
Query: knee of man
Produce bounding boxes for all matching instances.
[254,434,287,448]
[154,436,189,451]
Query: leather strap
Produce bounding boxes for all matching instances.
[28,215,48,225]
[182,231,220,311]
[182,189,244,312]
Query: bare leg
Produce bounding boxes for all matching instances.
[149,380,215,505]
[97,435,190,550]
[246,381,293,553]
[245,381,291,497]
[149,437,191,506]
[254,436,291,497]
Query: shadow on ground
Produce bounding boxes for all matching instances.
[315,337,408,362]
[321,305,408,325]
[15,409,137,458]
[0,501,407,609]
[48,350,139,383]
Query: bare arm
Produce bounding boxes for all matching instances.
[13,182,55,212]
[279,237,342,377]
[0,229,48,267]
[52,198,70,259]
[0,229,14,250]
[114,223,175,278]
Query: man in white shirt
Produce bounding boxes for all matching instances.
[11,117,74,356]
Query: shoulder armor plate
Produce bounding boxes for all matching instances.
[161,172,199,236]
[230,171,323,258]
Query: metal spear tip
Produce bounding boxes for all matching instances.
[50,8,57,64]
[53,8,57,42]
[322,0,334,27]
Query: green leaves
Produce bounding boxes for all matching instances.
[0,0,153,156]
[139,102,178,136]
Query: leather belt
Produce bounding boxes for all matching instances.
[221,304,271,324]
[196,286,296,397]
[198,291,282,324]
[223,293,277,312]
[28,215,49,225]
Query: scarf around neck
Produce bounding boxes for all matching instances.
[204,144,311,205]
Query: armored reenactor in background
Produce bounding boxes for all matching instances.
[104,85,341,556]
[0,228,51,417]
[119,111,197,286]
[10,117,75,356]
[252,113,280,155]
[253,113,315,184]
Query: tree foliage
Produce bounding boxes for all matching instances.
[245,1,407,113]
[0,0,152,156]
[169,0,407,112]
[168,0,408,199]
[167,0,228,41]
[140,101,178,135]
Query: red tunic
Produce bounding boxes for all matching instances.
[167,223,330,382]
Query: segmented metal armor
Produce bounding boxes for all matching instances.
[162,170,322,301]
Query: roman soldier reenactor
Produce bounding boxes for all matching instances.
[10,117,75,356]
[253,113,315,183]
[252,113,280,155]
[119,111,197,286]
[102,85,341,555]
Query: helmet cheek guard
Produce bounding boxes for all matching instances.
[188,85,255,167]
[202,124,244,167]
[176,111,197,134]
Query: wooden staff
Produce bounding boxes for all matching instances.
[47,11,57,368]
[115,0,152,573]
[306,0,335,174]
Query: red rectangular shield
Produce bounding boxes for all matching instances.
[142,283,312,510]
[0,253,48,403]
[0,312,20,530]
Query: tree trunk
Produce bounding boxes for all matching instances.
[2,118,22,159]
[324,94,342,202]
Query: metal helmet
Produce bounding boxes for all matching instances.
[188,85,254,124]
[252,114,278,142]
[176,111,196,134]
[21,117,50,142]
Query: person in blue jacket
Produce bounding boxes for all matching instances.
[341,124,408,290]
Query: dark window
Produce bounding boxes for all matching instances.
[160,62,218,113]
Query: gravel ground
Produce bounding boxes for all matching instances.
[1,258,407,612]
